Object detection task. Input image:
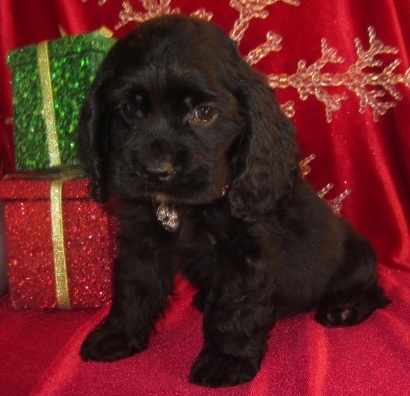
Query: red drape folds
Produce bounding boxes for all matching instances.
[0,1,409,395]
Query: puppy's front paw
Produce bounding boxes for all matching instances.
[189,346,260,388]
[80,321,148,362]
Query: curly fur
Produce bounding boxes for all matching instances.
[78,15,389,388]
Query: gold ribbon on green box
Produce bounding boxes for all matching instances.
[37,41,61,167]
[36,27,113,169]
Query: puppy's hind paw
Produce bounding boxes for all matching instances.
[80,321,148,362]
[315,287,390,328]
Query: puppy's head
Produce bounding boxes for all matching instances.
[78,15,298,219]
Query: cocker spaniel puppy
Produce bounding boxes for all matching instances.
[78,15,389,387]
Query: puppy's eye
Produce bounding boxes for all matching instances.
[119,93,148,122]
[120,103,136,121]
[190,105,217,124]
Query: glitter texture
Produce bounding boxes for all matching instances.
[7,32,115,171]
[0,178,116,309]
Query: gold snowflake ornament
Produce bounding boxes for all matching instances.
[269,26,410,122]
[299,154,351,215]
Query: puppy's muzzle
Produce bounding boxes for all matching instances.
[139,139,182,182]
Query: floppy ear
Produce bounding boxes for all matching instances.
[77,69,113,203]
[228,67,299,222]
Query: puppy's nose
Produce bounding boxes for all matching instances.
[145,160,177,181]
[142,139,180,181]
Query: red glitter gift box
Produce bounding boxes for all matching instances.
[0,175,116,309]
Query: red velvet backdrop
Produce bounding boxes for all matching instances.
[0,1,409,395]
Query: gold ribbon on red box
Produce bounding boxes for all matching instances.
[50,179,70,308]
[4,168,84,308]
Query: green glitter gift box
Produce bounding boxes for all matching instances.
[7,30,115,171]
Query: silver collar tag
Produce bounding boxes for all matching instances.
[156,202,180,231]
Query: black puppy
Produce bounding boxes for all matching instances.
[78,15,389,387]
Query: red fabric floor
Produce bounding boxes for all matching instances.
[1,269,409,396]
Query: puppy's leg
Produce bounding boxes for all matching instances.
[81,204,174,362]
[316,233,390,327]
[189,260,275,387]
[80,260,173,361]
